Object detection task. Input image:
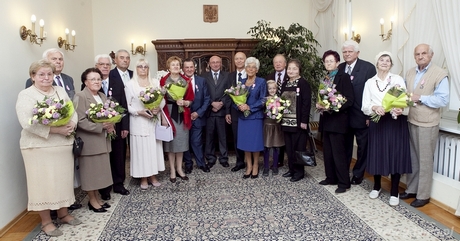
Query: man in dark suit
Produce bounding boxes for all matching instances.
[26,48,75,99]
[338,40,376,185]
[97,50,131,200]
[226,52,247,172]
[183,59,211,173]
[202,55,231,168]
[265,54,289,168]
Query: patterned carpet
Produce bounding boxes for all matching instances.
[28,152,459,241]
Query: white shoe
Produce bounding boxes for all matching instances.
[389,195,399,206]
[369,189,381,199]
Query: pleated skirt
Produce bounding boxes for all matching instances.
[130,129,165,178]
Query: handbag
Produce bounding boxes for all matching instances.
[294,131,317,166]
[73,137,84,157]
[155,111,173,142]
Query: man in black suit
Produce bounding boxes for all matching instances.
[227,52,247,172]
[265,54,289,168]
[183,59,211,173]
[338,40,376,185]
[97,50,131,200]
[202,55,231,168]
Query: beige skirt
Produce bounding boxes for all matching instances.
[21,145,75,211]
[79,153,112,191]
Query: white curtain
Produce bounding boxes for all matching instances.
[312,0,346,55]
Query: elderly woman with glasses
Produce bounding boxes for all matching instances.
[124,59,165,189]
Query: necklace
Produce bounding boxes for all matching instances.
[375,78,391,92]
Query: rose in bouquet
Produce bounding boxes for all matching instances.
[139,86,165,122]
[265,95,291,122]
[316,82,347,114]
[371,85,413,123]
[165,78,188,113]
[225,81,250,117]
[29,97,75,137]
[86,99,126,140]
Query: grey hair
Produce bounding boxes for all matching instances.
[115,49,130,58]
[245,57,260,70]
[42,48,64,59]
[342,40,360,52]
[94,54,112,65]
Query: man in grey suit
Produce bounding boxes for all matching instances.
[26,48,75,99]
[202,55,231,168]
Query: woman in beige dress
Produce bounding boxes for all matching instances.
[73,68,114,213]
[16,60,81,237]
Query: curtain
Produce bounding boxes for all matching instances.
[312,0,346,54]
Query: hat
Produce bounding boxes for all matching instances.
[375,51,393,63]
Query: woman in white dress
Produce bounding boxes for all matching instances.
[125,59,165,189]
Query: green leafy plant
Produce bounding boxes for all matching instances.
[247,20,326,100]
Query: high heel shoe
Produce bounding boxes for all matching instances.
[178,175,189,181]
[170,177,177,183]
[243,173,251,179]
[88,202,107,213]
[101,203,111,209]
[251,173,259,179]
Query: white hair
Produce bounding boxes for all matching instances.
[94,54,112,65]
[245,57,260,70]
[342,40,360,52]
[42,48,64,59]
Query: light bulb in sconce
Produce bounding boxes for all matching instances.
[39,19,44,38]
[19,14,46,45]
[343,29,348,40]
[71,30,76,45]
[380,18,384,35]
[350,27,361,43]
[131,40,146,56]
[65,28,69,42]
[57,28,77,51]
[379,17,393,41]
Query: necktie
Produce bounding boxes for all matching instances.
[347,65,352,75]
[122,72,129,85]
[276,72,282,95]
[238,72,242,84]
[56,76,63,87]
[102,80,108,95]
[213,72,218,85]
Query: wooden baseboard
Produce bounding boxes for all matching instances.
[0,209,28,238]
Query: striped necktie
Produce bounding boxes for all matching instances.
[276,72,282,95]
[56,76,63,87]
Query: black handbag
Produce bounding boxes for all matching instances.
[73,137,84,157]
[294,131,317,167]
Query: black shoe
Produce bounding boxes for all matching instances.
[231,165,245,172]
[88,203,107,213]
[319,180,338,185]
[251,172,259,179]
[68,203,82,210]
[335,187,347,193]
[282,172,293,178]
[208,163,215,169]
[100,193,111,201]
[101,203,111,209]
[199,165,210,172]
[170,178,176,183]
[290,176,304,182]
[350,176,363,185]
[243,173,251,179]
[185,167,192,174]
[221,162,230,167]
[178,175,189,181]
[399,192,417,199]
[272,167,279,175]
[262,168,269,176]
[410,198,430,207]
[278,162,284,167]
[114,187,130,195]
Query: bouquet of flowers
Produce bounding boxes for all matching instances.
[225,81,250,117]
[265,95,291,122]
[316,82,347,114]
[29,97,74,127]
[86,99,126,140]
[371,85,414,123]
[165,78,188,113]
[139,86,165,121]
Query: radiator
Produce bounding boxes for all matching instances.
[433,133,460,181]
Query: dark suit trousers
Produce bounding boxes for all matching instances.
[205,116,228,164]
[323,131,351,189]
[109,138,127,189]
[231,114,245,168]
[345,127,369,179]
[284,131,306,178]
[184,123,206,168]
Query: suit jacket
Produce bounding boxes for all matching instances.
[25,73,75,99]
[265,71,289,83]
[201,71,231,117]
[190,75,211,127]
[338,58,376,129]
[73,87,112,156]
[318,71,355,134]
[228,71,244,122]
[234,77,267,120]
[108,68,131,137]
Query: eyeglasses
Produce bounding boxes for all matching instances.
[137,65,149,69]
[324,60,336,64]
[97,63,111,67]
[87,78,102,83]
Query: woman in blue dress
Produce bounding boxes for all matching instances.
[236,57,267,179]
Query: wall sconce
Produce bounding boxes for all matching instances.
[131,40,146,56]
[57,28,77,51]
[351,28,361,43]
[19,15,46,46]
[379,17,393,41]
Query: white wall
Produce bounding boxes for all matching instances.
[0,0,94,231]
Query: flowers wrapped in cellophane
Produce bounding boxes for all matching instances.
[265,95,291,122]
[370,85,415,123]
[139,86,165,121]
[86,99,126,140]
[316,82,347,114]
[225,81,250,117]
[166,78,188,113]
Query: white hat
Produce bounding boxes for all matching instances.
[375,51,393,63]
